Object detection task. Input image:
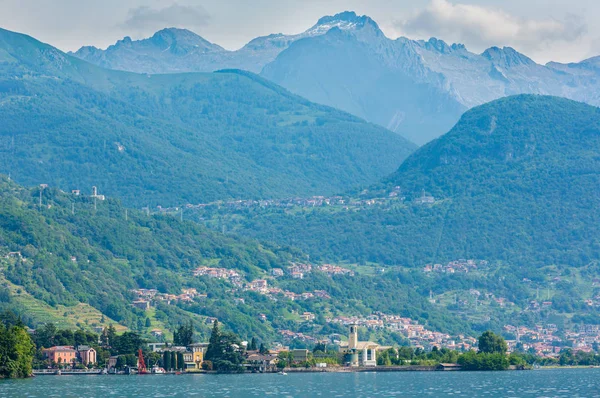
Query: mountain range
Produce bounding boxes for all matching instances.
[73,11,600,145]
[0,27,414,207]
[71,12,371,75]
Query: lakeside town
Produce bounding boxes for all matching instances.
[30,316,600,376]
[122,259,600,361]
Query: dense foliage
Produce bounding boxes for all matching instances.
[457,332,510,371]
[0,28,415,207]
[0,312,35,378]
[204,321,244,372]
[478,331,507,355]
[457,351,510,371]
[173,322,194,347]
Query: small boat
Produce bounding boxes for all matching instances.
[278,371,288,376]
[151,365,166,374]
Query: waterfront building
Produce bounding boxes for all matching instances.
[42,346,77,365]
[291,349,310,362]
[339,324,385,367]
[76,346,97,365]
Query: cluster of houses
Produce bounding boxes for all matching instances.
[317,264,355,277]
[154,185,417,218]
[280,262,355,280]
[278,329,320,345]
[193,267,242,283]
[503,323,600,357]
[457,289,515,308]
[4,251,25,260]
[423,259,489,274]
[243,279,331,302]
[131,288,206,310]
[287,262,313,279]
[328,313,477,351]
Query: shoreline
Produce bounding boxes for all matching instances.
[32,364,600,377]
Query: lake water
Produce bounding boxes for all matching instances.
[1,369,599,397]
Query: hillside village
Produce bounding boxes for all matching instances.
[125,257,600,358]
[153,185,440,218]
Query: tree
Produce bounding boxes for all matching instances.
[478,331,507,355]
[102,324,117,348]
[115,356,126,370]
[173,322,194,347]
[249,337,257,351]
[112,332,143,355]
[125,354,138,367]
[0,311,22,328]
[313,343,326,353]
[259,343,268,355]
[170,351,177,371]
[205,321,221,361]
[177,352,184,371]
[35,322,57,348]
[147,351,161,367]
[457,351,509,371]
[163,351,171,371]
[204,321,244,372]
[74,329,87,347]
[0,324,35,378]
[145,318,152,328]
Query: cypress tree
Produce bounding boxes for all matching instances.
[177,352,184,371]
[170,351,177,371]
[163,351,171,371]
[259,343,268,355]
[205,320,221,361]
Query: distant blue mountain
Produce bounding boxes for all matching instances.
[70,13,374,75]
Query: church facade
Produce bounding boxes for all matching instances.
[339,324,384,367]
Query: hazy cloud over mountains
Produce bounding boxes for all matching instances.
[121,3,211,34]
[397,0,587,60]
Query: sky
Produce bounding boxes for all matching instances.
[0,0,598,64]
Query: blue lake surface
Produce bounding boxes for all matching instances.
[1,369,600,397]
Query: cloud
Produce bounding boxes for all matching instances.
[396,0,586,55]
[122,3,210,34]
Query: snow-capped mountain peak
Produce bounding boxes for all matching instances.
[306,11,381,37]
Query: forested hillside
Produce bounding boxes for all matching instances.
[0,177,474,343]
[0,28,415,207]
[193,96,600,268]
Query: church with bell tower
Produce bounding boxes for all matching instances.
[339,324,383,367]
